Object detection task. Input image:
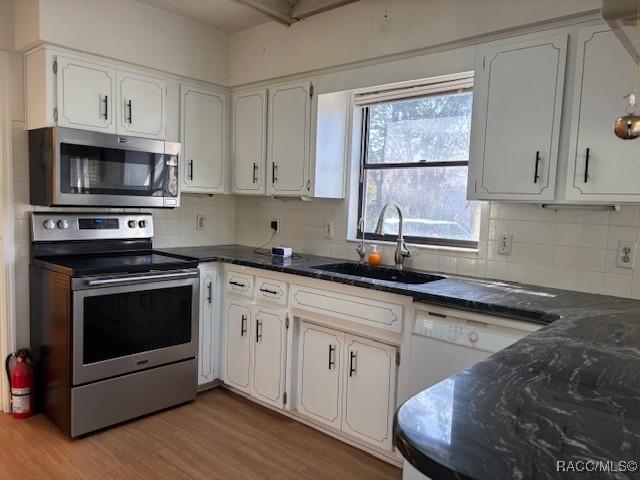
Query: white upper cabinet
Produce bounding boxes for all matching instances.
[180,84,229,194]
[565,26,640,202]
[230,84,347,199]
[267,81,312,196]
[26,46,171,140]
[55,56,116,133]
[469,33,567,201]
[232,89,267,194]
[117,70,166,139]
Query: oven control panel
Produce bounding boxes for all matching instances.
[32,213,154,242]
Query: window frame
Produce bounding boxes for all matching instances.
[356,81,478,250]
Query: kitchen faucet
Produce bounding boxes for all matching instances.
[374,203,411,269]
[355,217,367,264]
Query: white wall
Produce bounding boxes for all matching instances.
[0,0,14,51]
[15,0,229,85]
[229,0,600,85]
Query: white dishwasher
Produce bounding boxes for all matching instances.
[408,306,540,399]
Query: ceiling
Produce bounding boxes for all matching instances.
[136,0,273,33]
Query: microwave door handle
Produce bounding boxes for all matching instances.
[87,271,196,286]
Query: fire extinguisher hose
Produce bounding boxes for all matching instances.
[5,354,12,390]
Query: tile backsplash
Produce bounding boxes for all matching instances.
[235,196,640,300]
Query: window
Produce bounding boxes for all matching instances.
[356,76,481,249]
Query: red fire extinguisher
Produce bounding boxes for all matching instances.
[5,349,34,419]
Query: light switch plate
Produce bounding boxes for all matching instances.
[616,241,636,269]
[324,222,334,240]
[196,214,206,231]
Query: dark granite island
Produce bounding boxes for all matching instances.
[394,293,640,480]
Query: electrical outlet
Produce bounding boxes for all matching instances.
[616,241,637,269]
[196,214,206,231]
[270,219,280,233]
[324,221,334,240]
[497,234,513,255]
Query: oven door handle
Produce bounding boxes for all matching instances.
[87,271,197,286]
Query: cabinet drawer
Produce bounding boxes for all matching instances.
[290,285,402,333]
[255,277,288,305]
[225,271,254,297]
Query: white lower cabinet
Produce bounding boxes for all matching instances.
[296,321,397,451]
[342,335,397,451]
[297,322,344,430]
[223,294,288,406]
[251,307,288,408]
[198,266,217,386]
[224,301,252,393]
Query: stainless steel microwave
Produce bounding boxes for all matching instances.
[29,127,180,208]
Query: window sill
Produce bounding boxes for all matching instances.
[346,237,479,254]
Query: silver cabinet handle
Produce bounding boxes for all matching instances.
[207,281,213,304]
[256,319,263,342]
[534,151,541,184]
[102,95,108,120]
[126,99,133,124]
[584,147,590,183]
[328,345,335,370]
[240,314,247,337]
[349,351,357,377]
[87,271,196,286]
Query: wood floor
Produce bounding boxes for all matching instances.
[0,388,401,480]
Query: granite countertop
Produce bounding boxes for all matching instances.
[159,244,640,480]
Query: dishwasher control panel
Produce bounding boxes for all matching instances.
[414,311,531,354]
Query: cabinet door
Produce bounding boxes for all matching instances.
[198,271,216,386]
[232,89,267,194]
[251,307,287,408]
[566,27,640,202]
[267,82,312,196]
[224,302,251,393]
[55,56,116,133]
[296,322,343,430]
[341,335,397,451]
[117,70,166,139]
[181,85,228,193]
[469,34,567,201]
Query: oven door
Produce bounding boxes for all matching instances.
[53,127,180,208]
[72,269,199,385]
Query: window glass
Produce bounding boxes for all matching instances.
[367,91,473,164]
[358,82,480,248]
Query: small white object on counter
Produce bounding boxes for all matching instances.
[272,246,293,257]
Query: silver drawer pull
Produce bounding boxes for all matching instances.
[87,271,195,286]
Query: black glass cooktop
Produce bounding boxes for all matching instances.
[33,251,198,277]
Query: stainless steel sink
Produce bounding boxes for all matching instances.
[312,262,444,285]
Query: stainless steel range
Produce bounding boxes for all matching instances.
[30,212,198,437]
